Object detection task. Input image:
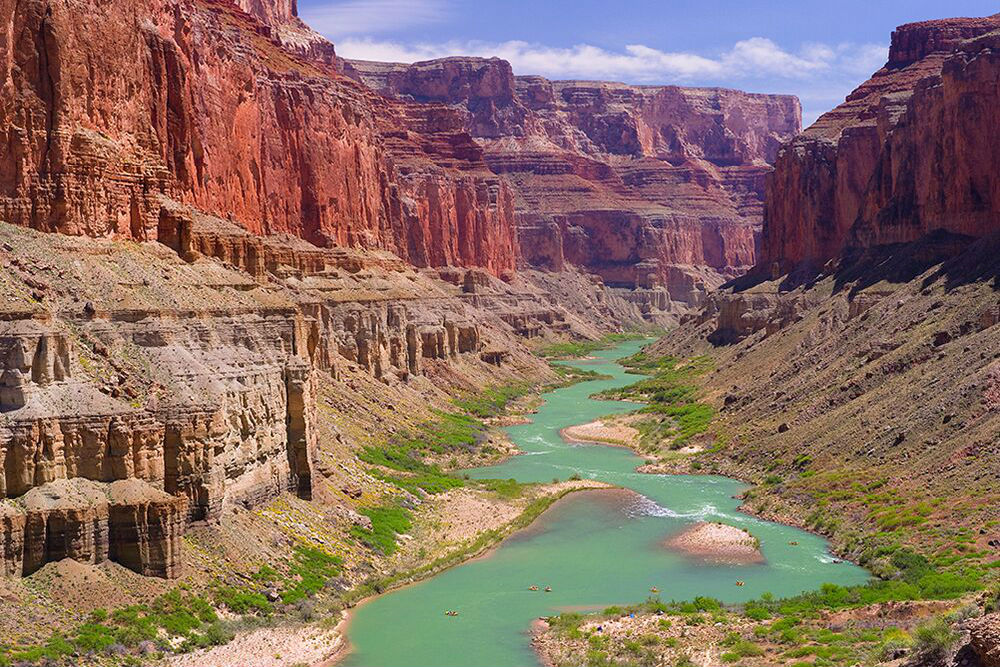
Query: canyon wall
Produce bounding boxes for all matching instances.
[0,0,802,582]
[0,0,800,312]
[647,17,1000,586]
[0,0,678,584]
[0,0,516,276]
[343,57,801,306]
[0,214,561,579]
[761,16,1000,274]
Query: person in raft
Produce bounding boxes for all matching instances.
[544,586,552,592]
[529,585,539,591]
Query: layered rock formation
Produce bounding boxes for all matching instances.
[0,214,560,579]
[1,0,801,326]
[0,478,185,578]
[761,15,1000,274]
[651,16,1000,585]
[0,0,801,583]
[344,57,801,309]
[969,614,1000,667]
[0,0,516,276]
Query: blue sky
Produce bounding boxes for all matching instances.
[297,0,999,125]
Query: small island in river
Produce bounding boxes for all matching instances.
[663,521,765,565]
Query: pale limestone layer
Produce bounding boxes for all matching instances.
[0,220,566,580]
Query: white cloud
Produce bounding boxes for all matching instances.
[300,0,449,38]
[335,36,887,87]
[838,42,892,76]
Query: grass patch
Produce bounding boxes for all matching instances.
[550,363,613,384]
[454,383,532,418]
[595,353,716,450]
[351,504,413,555]
[359,408,485,495]
[280,546,343,604]
[372,469,464,496]
[0,589,231,664]
[474,478,528,500]
[214,586,273,616]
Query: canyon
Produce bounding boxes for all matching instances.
[1,0,999,665]
[657,13,1000,519]
[528,16,1000,667]
[646,12,1000,637]
[0,0,803,582]
[343,56,799,312]
[0,217,551,579]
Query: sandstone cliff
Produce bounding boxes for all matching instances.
[1,0,801,318]
[761,15,1000,274]
[648,14,1000,585]
[0,0,516,276]
[1,0,687,582]
[343,56,801,310]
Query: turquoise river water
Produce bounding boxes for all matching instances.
[341,340,869,666]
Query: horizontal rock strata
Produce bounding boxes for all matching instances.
[0,478,185,578]
[344,56,801,310]
[761,16,1000,273]
[0,218,562,579]
[0,0,516,276]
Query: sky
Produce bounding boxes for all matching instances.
[297,0,999,126]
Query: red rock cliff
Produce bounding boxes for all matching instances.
[0,0,516,276]
[344,57,801,302]
[761,15,1000,273]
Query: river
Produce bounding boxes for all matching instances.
[341,339,869,666]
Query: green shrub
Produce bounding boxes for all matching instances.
[214,586,273,615]
[73,623,119,652]
[157,610,201,637]
[252,564,279,582]
[729,640,764,658]
[351,504,413,555]
[891,548,933,581]
[593,353,715,447]
[373,470,464,495]
[917,571,981,599]
[454,384,530,417]
[281,546,343,604]
[476,478,525,499]
[202,621,235,646]
[536,332,646,359]
[913,617,958,660]
[743,603,771,620]
[548,612,585,639]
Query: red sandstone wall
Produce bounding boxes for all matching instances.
[0,0,517,276]
[760,16,1000,273]
[344,56,801,292]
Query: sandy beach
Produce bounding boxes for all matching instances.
[560,418,640,446]
[391,479,610,570]
[662,521,764,564]
[168,614,348,667]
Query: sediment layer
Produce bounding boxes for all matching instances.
[343,56,801,311]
